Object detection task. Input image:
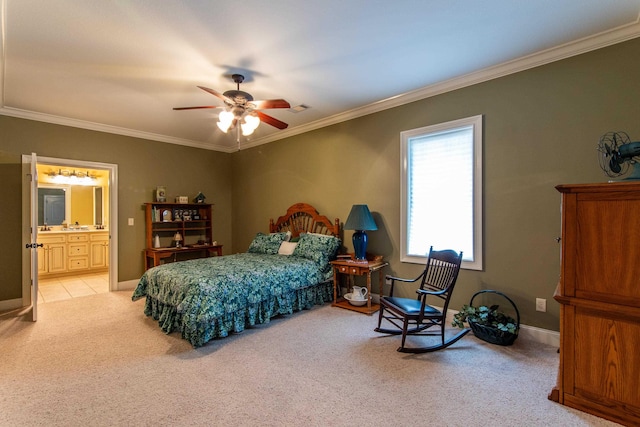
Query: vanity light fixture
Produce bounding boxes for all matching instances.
[47,169,98,186]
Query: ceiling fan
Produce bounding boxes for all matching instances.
[173,74,290,138]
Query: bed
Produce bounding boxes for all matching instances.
[132,203,341,347]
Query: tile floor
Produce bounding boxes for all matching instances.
[38,273,110,304]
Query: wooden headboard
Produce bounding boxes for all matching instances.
[269,203,340,238]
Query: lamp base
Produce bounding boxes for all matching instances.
[352,230,368,260]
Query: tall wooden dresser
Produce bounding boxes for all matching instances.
[550,182,640,426]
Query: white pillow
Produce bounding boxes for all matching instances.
[278,241,297,255]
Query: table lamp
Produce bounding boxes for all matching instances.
[344,204,378,260]
[174,231,182,248]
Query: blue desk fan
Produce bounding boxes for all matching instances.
[597,131,640,180]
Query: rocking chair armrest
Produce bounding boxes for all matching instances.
[385,274,421,283]
[385,273,424,297]
[416,287,448,297]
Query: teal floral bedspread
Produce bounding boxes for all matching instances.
[132,253,333,347]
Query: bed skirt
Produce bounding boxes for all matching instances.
[141,281,333,347]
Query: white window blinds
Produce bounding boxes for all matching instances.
[401,115,483,270]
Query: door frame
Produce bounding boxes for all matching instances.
[22,155,118,306]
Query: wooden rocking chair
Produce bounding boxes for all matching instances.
[374,247,470,353]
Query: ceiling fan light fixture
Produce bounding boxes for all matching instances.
[217,110,234,133]
[241,113,260,136]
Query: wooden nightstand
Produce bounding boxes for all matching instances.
[331,258,388,315]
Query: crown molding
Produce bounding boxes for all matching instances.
[2,17,639,153]
[0,106,236,153]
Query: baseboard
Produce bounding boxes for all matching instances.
[370,292,560,347]
[117,279,139,291]
[517,324,559,347]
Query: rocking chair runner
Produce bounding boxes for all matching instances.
[374,247,470,353]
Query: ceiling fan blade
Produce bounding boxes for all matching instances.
[256,111,288,129]
[173,106,221,110]
[251,99,291,109]
[198,86,234,104]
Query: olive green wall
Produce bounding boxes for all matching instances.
[232,37,640,331]
[0,117,232,301]
[0,152,23,302]
[3,38,640,331]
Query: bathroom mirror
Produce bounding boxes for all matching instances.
[37,184,105,226]
[38,185,69,226]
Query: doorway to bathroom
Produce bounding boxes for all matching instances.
[23,154,118,312]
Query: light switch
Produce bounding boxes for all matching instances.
[128,218,134,226]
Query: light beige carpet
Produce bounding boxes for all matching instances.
[0,291,619,427]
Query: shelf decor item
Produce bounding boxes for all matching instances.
[194,192,206,203]
[173,232,182,248]
[155,186,166,202]
[452,290,519,346]
[343,204,377,260]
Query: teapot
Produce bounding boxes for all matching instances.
[351,286,368,301]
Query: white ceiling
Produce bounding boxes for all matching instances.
[2,1,640,153]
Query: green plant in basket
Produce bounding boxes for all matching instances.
[452,304,518,335]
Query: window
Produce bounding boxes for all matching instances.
[400,115,483,270]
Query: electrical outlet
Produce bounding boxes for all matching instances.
[536,298,547,312]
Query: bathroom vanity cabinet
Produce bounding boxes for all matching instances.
[37,234,67,275]
[37,230,109,277]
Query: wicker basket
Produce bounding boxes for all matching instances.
[468,290,520,346]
